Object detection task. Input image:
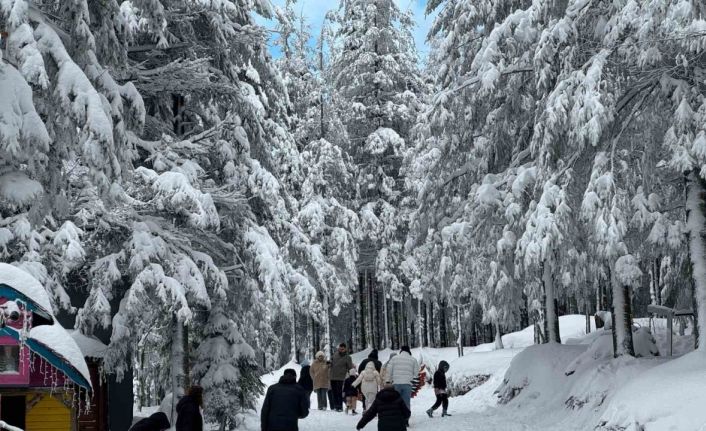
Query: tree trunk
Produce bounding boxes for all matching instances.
[543,259,561,343]
[439,301,448,347]
[358,273,366,349]
[417,299,424,348]
[183,323,190,389]
[612,282,635,357]
[393,300,401,349]
[291,308,298,361]
[306,315,313,359]
[383,287,391,349]
[367,270,374,348]
[494,323,504,350]
[427,300,435,347]
[374,289,381,348]
[171,314,185,425]
[686,171,706,351]
[585,296,591,334]
[456,305,463,357]
[323,294,332,359]
[520,291,530,329]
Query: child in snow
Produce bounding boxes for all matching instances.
[353,361,382,412]
[344,368,360,415]
[426,360,451,418]
[356,384,410,431]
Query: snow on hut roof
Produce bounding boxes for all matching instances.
[69,330,108,359]
[30,322,92,389]
[0,263,53,320]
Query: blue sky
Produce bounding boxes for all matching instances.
[257,0,438,59]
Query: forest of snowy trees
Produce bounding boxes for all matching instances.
[1,0,705,429]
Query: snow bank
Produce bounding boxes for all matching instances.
[494,320,697,429]
[474,314,596,352]
[497,343,587,406]
[599,351,706,430]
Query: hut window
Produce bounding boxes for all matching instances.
[0,345,19,374]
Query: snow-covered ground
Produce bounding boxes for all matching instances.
[253,315,706,431]
[135,315,702,430]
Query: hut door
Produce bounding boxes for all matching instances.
[0,395,26,429]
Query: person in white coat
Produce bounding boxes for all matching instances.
[385,346,419,410]
[352,361,382,411]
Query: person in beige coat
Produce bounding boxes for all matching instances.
[310,351,330,410]
[352,361,382,412]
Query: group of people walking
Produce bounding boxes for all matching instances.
[261,343,452,431]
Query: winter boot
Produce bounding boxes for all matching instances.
[351,410,358,415]
[426,408,433,418]
[442,410,452,417]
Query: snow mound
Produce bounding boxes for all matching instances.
[599,351,706,430]
[565,327,658,376]
[497,343,587,406]
[0,262,53,316]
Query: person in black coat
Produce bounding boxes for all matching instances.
[130,412,171,431]
[176,386,204,431]
[261,369,310,431]
[358,349,383,373]
[356,385,410,431]
[426,361,451,418]
[344,368,360,415]
[298,358,314,397]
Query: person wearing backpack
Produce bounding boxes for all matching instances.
[353,361,383,412]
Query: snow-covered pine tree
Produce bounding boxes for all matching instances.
[331,0,423,349]
[0,0,144,314]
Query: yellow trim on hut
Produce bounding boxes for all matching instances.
[26,394,71,431]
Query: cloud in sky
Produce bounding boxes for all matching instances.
[256,0,438,59]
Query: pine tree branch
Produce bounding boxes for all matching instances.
[445,65,534,96]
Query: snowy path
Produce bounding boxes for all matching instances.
[297,406,537,431]
[295,387,540,431]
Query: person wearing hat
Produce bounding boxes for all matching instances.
[426,361,452,417]
[298,356,314,399]
[310,351,330,410]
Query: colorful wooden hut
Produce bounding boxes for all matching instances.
[0,263,93,431]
